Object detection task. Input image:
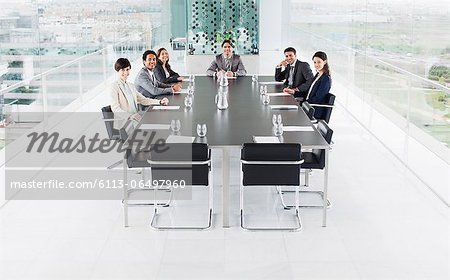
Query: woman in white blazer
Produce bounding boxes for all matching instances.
[110,58,168,124]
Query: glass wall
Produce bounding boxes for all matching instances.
[289,0,450,161]
[0,0,165,149]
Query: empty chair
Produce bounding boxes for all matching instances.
[148,143,213,230]
[240,143,304,231]
[278,120,333,209]
[101,105,123,169]
[301,101,316,122]
[310,93,335,123]
[119,121,172,227]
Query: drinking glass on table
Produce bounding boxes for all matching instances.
[170,119,181,133]
[261,94,270,105]
[196,123,207,137]
[184,96,193,108]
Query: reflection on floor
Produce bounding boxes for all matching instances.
[0,104,448,280]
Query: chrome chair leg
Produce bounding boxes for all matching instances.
[240,184,302,231]
[150,186,213,230]
[279,187,332,209]
[107,159,123,170]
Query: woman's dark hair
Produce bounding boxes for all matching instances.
[114,58,131,72]
[156,47,172,72]
[313,51,330,74]
[221,39,234,48]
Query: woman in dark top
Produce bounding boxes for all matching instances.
[296,51,331,118]
[154,48,184,84]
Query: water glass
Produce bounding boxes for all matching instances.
[274,123,283,136]
[277,114,282,125]
[259,85,266,95]
[261,94,270,105]
[170,119,181,133]
[189,74,195,83]
[184,96,193,108]
[196,123,207,137]
[272,114,282,126]
[187,84,194,96]
[252,75,258,82]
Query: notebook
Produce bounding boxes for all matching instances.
[266,92,291,97]
[270,105,298,110]
[151,106,180,110]
[165,135,195,143]
[252,136,281,143]
[282,126,314,132]
[139,124,170,130]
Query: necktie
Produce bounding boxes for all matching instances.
[225,58,231,71]
[288,65,295,87]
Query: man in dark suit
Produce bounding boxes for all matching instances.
[206,39,247,77]
[135,50,182,98]
[275,47,314,97]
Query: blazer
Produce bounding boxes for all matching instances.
[275,60,314,95]
[206,54,247,76]
[296,73,332,119]
[153,62,180,84]
[110,80,160,128]
[134,67,173,98]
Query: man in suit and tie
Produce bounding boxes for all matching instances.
[135,50,182,98]
[206,39,247,77]
[275,47,314,97]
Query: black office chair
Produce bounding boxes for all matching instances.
[148,143,213,230]
[118,120,173,227]
[278,120,333,209]
[301,101,316,123]
[310,93,335,124]
[101,105,123,169]
[240,143,304,231]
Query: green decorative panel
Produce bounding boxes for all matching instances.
[187,0,259,55]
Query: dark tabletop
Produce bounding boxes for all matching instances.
[139,76,329,148]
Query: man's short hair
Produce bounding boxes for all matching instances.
[221,39,234,48]
[284,47,296,55]
[142,50,157,61]
[114,58,131,72]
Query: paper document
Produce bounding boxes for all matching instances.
[258,81,284,85]
[270,105,298,110]
[139,124,170,130]
[253,136,281,143]
[283,126,314,132]
[166,135,195,143]
[151,106,180,110]
[227,76,237,79]
[267,92,290,97]
[176,89,189,94]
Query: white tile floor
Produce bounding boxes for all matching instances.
[0,104,449,280]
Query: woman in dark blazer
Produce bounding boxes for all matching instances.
[296,51,331,118]
[154,48,183,84]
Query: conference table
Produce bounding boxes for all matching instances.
[138,76,330,228]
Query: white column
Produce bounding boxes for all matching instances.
[259,0,290,74]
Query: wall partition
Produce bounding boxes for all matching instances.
[186,0,259,55]
[289,0,450,204]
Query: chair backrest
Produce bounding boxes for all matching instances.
[241,143,302,186]
[311,120,333,169]
[301,101,315,120]
[149,143,210,186]
[101,105,120,140]
[314,93,335,123]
